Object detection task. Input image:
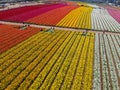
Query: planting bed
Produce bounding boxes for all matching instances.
[0,25,42,54]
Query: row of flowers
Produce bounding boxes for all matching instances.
[93,33,120,90]
[27,5,78,26]
[28,30,69,90]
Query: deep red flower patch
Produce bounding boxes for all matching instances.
[0,4,66,22]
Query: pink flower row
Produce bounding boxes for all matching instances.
[106,7,120,23]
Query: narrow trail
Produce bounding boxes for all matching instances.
[0,20,120,35]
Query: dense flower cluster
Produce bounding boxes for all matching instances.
[28,5,78,25]
[0,25,41,54]
[0,4,65,21]
[106,6,120,24]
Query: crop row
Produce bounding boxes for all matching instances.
[27,5,79,26]
[93,33,120,90]
[0,25,41,54]
[57,7,92,29]
[91,8,120,32]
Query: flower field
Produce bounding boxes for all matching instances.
[0,30,95,90]
[0,4,52,19]
[0,25,42,54]
[91,8,120,32]
[56,6,93,29]
[0,28,120,89]
[93,33,120,90]
[0,3,120,32]
[0,1,120,90]
[27,5,79,25]
[0,4,66,22]
[105,6,120,24]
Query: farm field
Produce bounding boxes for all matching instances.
[0,1,120,90]
[93,33,120,90]
[105,6,120,24]
[0,25,42,54]
[56,6,92,29]
[0,4,66,22]
[0,29,120,90]
[91,7,120,32]
[0,3,120,32]
[27,5,79,25]
[0,30,95,90]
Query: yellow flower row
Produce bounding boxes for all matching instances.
[72,33,94,90]
[50,32,79,90]
[58,32,82,90]
[38,31,73,90]
[57,7,93,29]
[81,33,94,90]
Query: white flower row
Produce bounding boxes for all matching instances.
[93,33,101,90]
[93,33,120,90]
[104,35,119,90]
[91,8,120,32]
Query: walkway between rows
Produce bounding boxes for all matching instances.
[0,20,120,35]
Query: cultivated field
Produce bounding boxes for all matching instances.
[0,1,120,90]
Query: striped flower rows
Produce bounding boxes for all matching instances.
[0,4,66,22]
[0,30,95,90]
[91,8,120,32]
[105,6,120,24]
[27,5,78,25]
[0,2,120,90]
[0,25,41,54]
[1,3,120,33]
[93,33,120,90]
[57,7,93,29]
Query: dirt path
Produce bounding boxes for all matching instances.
[0,20,120,35]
